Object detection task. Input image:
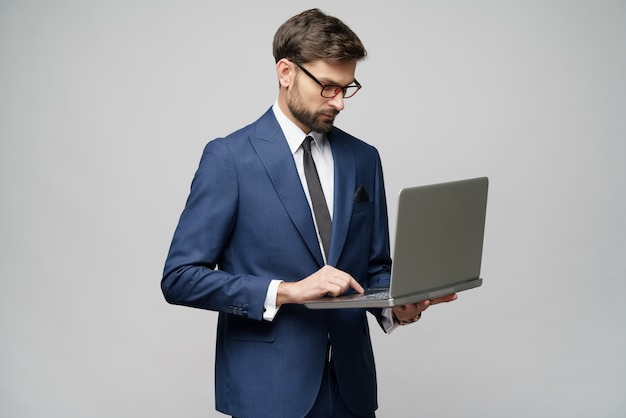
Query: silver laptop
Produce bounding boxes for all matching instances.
[304,177,488,309]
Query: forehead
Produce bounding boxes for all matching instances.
[304,59,357,84]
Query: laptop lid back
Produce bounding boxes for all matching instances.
[389,177,488,298]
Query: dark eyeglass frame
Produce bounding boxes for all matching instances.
[292,61,362,99]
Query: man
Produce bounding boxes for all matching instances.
[162,8,456,418]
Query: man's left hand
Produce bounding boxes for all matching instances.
[392,293,458,323]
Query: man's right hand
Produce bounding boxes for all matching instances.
[277,265,364,305]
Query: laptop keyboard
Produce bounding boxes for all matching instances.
[360,290,389,300]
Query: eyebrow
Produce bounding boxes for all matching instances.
[329,78,356,86]
[318,75,357,88]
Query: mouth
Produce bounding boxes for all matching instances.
[321,110,339,121]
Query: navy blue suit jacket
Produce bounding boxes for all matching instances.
[162,108,392,417]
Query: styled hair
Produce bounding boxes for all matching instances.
[272,8,367,64]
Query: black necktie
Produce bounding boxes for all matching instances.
[302,136,332,259]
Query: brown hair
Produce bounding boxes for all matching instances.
[272,8,367,64]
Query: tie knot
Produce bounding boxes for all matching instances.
[302,136,314,152]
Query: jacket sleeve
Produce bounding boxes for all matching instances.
[161,139,272,320]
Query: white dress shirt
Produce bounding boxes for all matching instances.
[262,103,396,332]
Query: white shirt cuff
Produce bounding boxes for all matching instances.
[381,307,399,333]
[263,279,283,321]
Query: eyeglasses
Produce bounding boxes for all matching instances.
[292,61,362,99]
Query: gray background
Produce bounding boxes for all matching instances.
[1,1,624,417]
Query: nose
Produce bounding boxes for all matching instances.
[328,92,345,111]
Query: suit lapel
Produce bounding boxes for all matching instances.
[327,131,356,266]
[249,110,325,265]
[248,110,358,267]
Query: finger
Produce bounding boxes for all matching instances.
[418,300,431,311]
[349,277,364,293]
[393,303,417,318]
[430,293,458,304]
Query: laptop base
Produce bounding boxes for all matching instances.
[304,278,482,309]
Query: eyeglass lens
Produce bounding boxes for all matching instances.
[322,85,359,98]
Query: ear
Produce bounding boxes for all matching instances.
[276,58,293,88]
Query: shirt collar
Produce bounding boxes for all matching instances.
[272,101,327,155]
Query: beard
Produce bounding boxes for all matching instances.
[287,82,339,134]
